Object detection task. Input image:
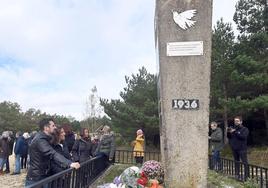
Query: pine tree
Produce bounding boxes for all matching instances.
[100,67,159,145]
[210,19,235,142]
[229,0,268,135]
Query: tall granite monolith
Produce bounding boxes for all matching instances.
[155,0,212,187]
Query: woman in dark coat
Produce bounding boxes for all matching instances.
[0,133,9,175]
[50,127,71,174]
[94,125,116,170]
[71,128,92,163]
[62,124,75,153]
[95,125,115,162]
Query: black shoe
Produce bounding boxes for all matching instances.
[11,172,20,175]
[4,170,10,174]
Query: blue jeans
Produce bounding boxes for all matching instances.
[25,179,48,188]
[212,150,221,171]
[0,158,7,170]
[14,154,21,173]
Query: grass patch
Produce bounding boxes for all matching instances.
[208,170,244,188]
[91,164,132,187]
[208,170,259,188]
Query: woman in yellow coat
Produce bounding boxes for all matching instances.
[133,129,145,164]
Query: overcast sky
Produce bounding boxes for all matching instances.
[0,0,238,120]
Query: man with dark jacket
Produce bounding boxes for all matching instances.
[227,116,249,179]
[0,133,9,175]
[6,131,15,173]
[209,122,223,171]
[11,132,24,175]
[25,118,80,186]
[72,128,92,163]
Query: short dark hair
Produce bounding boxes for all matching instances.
[234,116,243,121]
[39,118,54,130]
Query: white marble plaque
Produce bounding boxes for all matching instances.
[167,41,203,56]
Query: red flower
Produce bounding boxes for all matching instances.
[141,171,147,178]
[137,177,148,186]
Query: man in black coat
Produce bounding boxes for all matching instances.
[0,134,9,175]
[209,122,223,171]
[6,131,15,173]
[227,116,249,179]
[25,118,80,186]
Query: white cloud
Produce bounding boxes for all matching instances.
[0,0,238,120]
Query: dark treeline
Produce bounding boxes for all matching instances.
[0,101,81,133]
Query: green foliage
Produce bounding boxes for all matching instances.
[0,101,81,133]
[100,67,159,145]
[208,170,245,187]
[210,0,268,133]
[0,101,34,132]
[243,178,259,188]
[234,0,267,34]
[91,164,132,187]
[210,19,235,119]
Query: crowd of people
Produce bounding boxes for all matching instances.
[0,130,34,175]
[0,115,250,185]
[0,118,116,187]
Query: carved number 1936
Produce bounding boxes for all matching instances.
[172,99,199,110]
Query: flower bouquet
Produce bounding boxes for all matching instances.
[136,160,164,188]
[98,161,165,188]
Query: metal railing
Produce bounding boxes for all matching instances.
[209,155,268,188]
[25,155,109,188]
[25,150,268,188]
[114,150,161,164]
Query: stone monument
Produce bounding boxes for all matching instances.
[155,0,212,187]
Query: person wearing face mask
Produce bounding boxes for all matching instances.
[227,116,249,179]
[209,122,223,171]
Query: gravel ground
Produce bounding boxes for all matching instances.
[1,154,27,188]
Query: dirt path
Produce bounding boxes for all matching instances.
[1,154,26,188]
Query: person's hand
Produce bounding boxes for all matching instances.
[70,162,80,169]
[208,136,211,139]
[229,128,235,133]
[109,158,113,161]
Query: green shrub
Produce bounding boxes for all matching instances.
[243,178,259,188]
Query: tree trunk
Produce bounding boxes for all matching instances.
[223,84,228,144]
[264,109,268,138]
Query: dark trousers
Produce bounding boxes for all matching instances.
[232,149,248,180]
[21,155,27,169]
[5,156,10,172]
[135,156,143,165]
[95,153,110,174]
[212,150,221,171]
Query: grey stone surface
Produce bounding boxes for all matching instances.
[155,0,212,187]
